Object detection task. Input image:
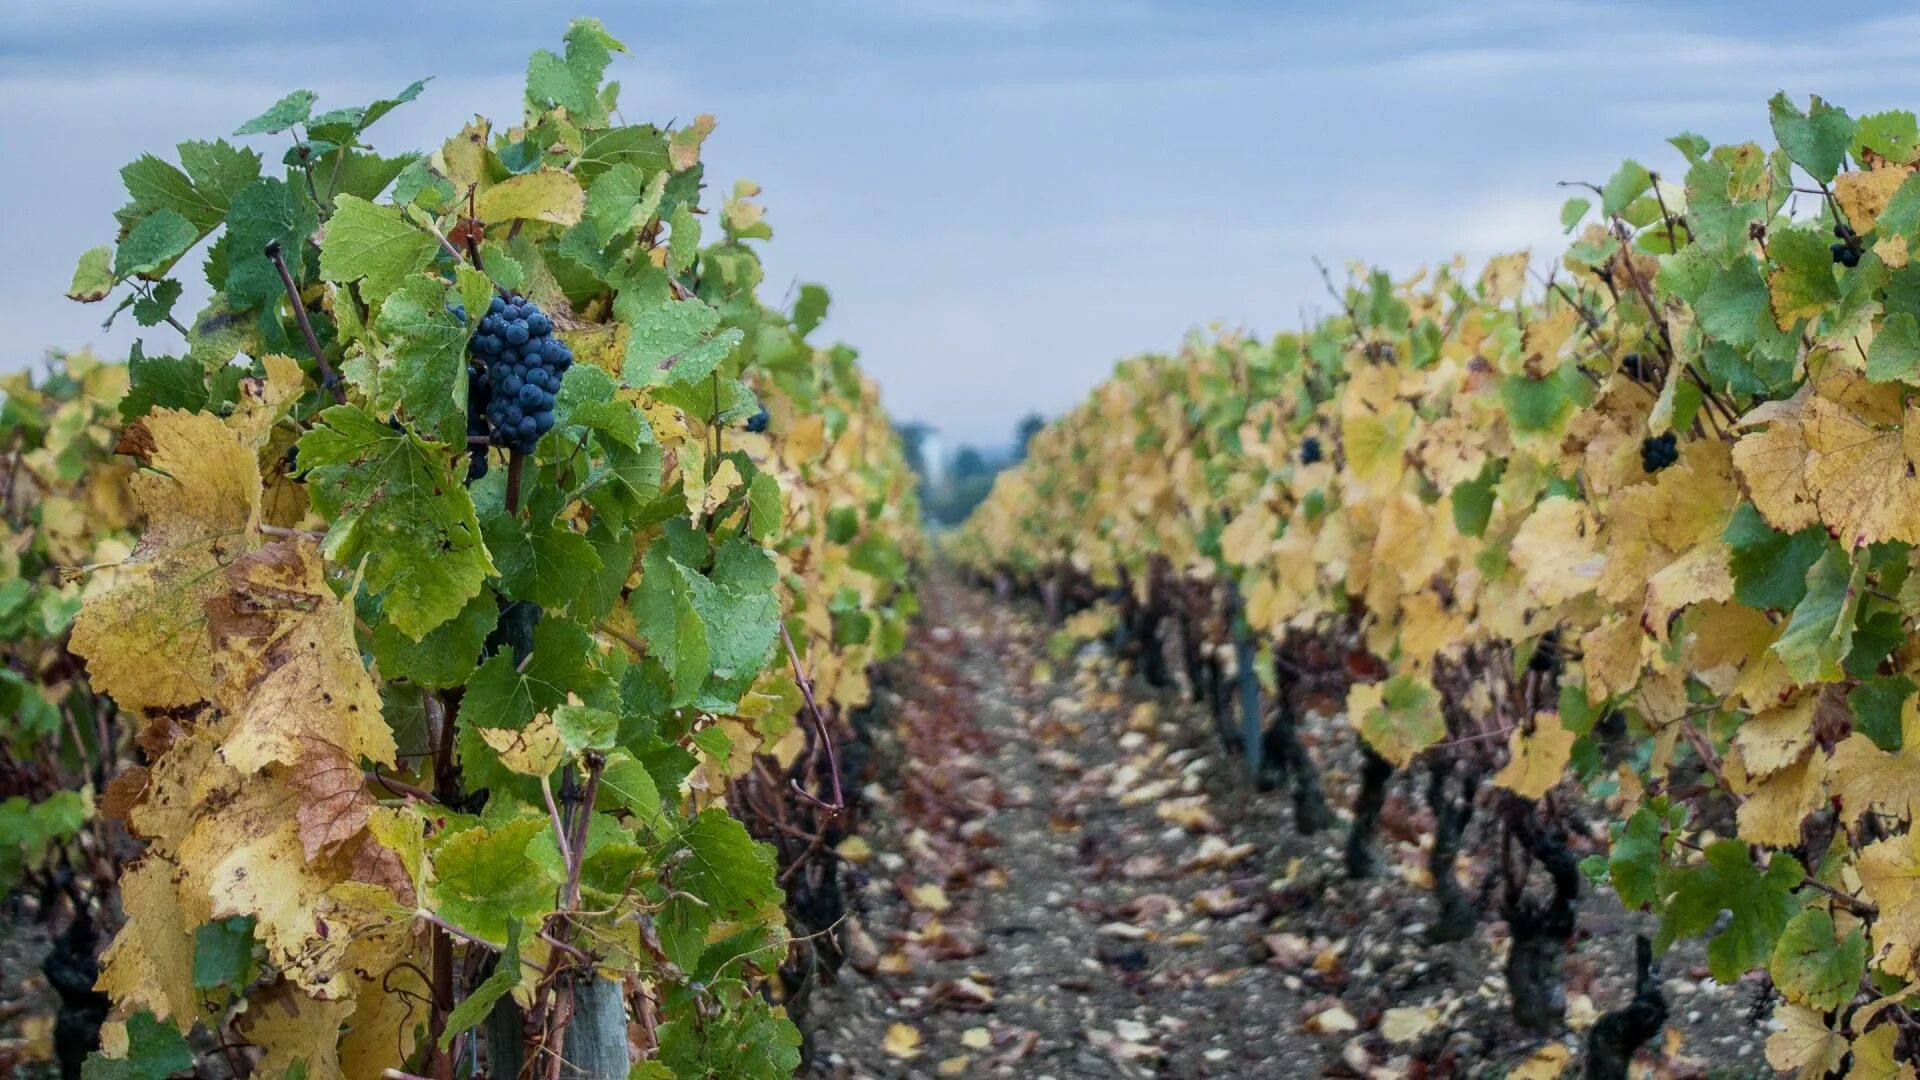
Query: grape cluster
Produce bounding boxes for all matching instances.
[1640,432,1678,473]
[1832,223,1862,268]
[1619,352,1645,380]
[1299,436,1323,465]
[468,294,572,454]
[745,405,770,434]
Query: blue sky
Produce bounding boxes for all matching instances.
[9,1,1920,449]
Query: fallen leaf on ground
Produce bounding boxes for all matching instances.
[1379,1005,1441,1043]
[883,1022,924,1060]
[1509,1043,1570,1079]
[1304,1004,1358,1034]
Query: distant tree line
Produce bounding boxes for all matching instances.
[895,412,1045,527]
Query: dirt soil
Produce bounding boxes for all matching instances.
[802,575,1775,1079]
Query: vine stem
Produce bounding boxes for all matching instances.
[780,622,844,812]
[423,689,461,1080]
[264,240,347,405]
[506,449,526,516]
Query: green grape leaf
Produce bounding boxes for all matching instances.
[1609,807,1664,908]
[1601,159,1651,217]
[234,89,319,136]
[224,178,311,311]
[617,292,743,388]
[1772,546,1861,684]
[177,139,264,216]
[82,1011,194,1080]
[658,1006,801,1080]
[460,618,607,731]
[371,590,497,690]
[1560,197,1591,233]
[1867,311,1920,383]
[1849,675,1912,752]
[113,209,197,279]
[120,154,225,233]
[1659,842,1802,981]
[525,17,627,126]
[1769,92,1855,184]
[631,546,711,708]
[318,195,436,305]
[674,808,781,919]
[327,149,418,203]
[1854,110,1920,165]
[131,280,184,327]
[67,246,115,303]
[120,343,208,422]
[1696,256,1770,346]
[1769,907,1867,1011]
[440,920,520,1050]
[1724,502,1828,610]
[484,512,603,610]
[191,915,256,990]
[596,750,666,833]
[375,275,470,446]
[428,814,555,943]
[553,703,618,753]
[1766,226,1842,329]
[792,283,831,337]
[583,162,664,240]
[295,405,493,640]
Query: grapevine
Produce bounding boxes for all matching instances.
[954,92,1920,1072]
[36,19,920,1080]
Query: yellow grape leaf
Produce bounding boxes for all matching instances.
[127,721,235,852]
[1733,751,1826,847]
[700,457,745,520]
[1642,540,1733,639]
[1340,406,1411,491]
[339,965,427,1080]
[1596,441,1738,607]
[1859,831,1920,978]
[1802,394,1920,548]
[1766,1003,1847,1079]
[1347,674,1442,768]
[1479,250,1531,307]
[781,414,827,471]
[1522,303,1579,375]
[480,711,567,776]
[1510,497,1603,607]
[96,854,202,1031]
[227,353,308,449]
[669,114,716,172]
[241,986,353,1080]
[177,781,346,996]
[1732,393,1819,534]
[71,410,263,711]
[1219,502,1278,568]
[1831,710,1920,827]
[1579,614,1644,702]
[1734,696,1816,778]
[1396,590,1466,667]
[1834,166,1912,235]
[475,168,585,225]
[208,540,394,773]
[1493,713,1575,799]
[1846,1022,1918,1080]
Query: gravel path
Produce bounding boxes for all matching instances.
[802,575,1772,1079]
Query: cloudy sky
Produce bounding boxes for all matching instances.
[9,1,1920,449]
